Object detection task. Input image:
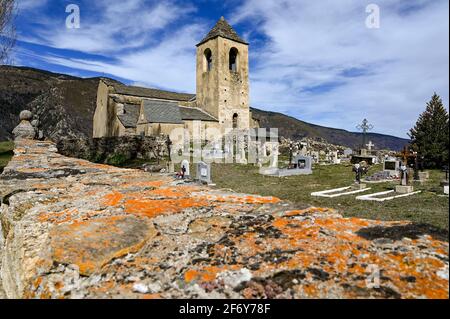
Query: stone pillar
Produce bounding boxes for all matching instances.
[12,110,36,140]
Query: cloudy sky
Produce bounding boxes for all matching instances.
[12,0,449,138]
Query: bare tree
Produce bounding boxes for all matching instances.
[0,0,16,64]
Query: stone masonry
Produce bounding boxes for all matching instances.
[0,138,448,299]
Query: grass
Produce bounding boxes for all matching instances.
[209,162,449,231]
[1,139,447,230]
[0,141,14,173]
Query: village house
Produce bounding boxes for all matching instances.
[93,17,260,141]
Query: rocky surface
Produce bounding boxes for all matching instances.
[0,139,448,299]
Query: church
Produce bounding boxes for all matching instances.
[93,17,260,141]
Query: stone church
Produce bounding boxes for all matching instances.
[93,17,259,141]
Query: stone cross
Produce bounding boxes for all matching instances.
[356,118,374,148]
[400,146,411,165]
[366,141,374,151]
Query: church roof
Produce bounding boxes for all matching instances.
[142,100,184,124]
[179,106,218,122]
[104,79,196,102]
[197,16,248,46]
[117,104,140,128]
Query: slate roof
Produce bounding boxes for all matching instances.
[142,100,184,124]
[179,107,218,122]
[197,16,248,46]
[104,79,196,102]
[117,104,140,128]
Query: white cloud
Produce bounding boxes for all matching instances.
[16,0,449,138]
[39,23,204,93]
[231,0,449,137]
[19,0,195,54]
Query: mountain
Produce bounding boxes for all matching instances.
[251,108,409,150]
[1,66,409,150]
[0,66,100,141]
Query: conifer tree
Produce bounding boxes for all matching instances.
[409,93,449,168]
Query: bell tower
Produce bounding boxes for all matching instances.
[196,17,250,131]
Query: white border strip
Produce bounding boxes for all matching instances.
[311,186,371,198]
[356,190,422,202]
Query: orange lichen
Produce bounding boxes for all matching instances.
[124,198,209,218]
[38,209,79,225]
[102,191,124,206]
[203,194,281,204]
[184,265,241,283]
[50,216,155,275]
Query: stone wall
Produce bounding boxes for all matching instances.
[0,138,448,299]
[56,135,169,165]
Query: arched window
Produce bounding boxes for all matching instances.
[204,49,212,72]
[232,113,238,129]
[229,48,238,72]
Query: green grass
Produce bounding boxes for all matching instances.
[0,141,14,172]
[210,162,449,231]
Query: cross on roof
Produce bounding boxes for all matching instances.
[366,141,375,150]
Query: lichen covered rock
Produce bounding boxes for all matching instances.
[0,139,448,299]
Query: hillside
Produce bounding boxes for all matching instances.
[1,66,409,150]
[251,108,409,150]
[0,66,100,141]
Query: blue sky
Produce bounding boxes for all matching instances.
[12,0,449,138]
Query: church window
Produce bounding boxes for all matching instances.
[232,113,238,129]
[229,48,238,71]
[204,49,212,72]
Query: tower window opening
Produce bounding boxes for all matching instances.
[229,48,238,72]
[204,49,212,72]
[232,113,238,129]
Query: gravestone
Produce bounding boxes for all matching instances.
[181,159,190,178]
[330,151,340,164]
[395,164,414,194]
[269,144,279,168]
[383,158,400,177]
[196,161,211,184]
[310,151,320,164]
[344,148,353,157]
[352,163,368,189]
[275,155,313,176]
[293,155,312,172]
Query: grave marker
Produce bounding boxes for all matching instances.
[196,161,212,184]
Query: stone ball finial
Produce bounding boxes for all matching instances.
[13,110,36,140]
[19,110,33,121]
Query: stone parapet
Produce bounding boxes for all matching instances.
[0,139,448,299]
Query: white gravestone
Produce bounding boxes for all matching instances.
[196,161,211,184]
[181,159,190,178]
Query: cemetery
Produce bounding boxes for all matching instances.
[209,160,449,231]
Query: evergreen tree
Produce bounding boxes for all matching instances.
[409,93,449,168]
